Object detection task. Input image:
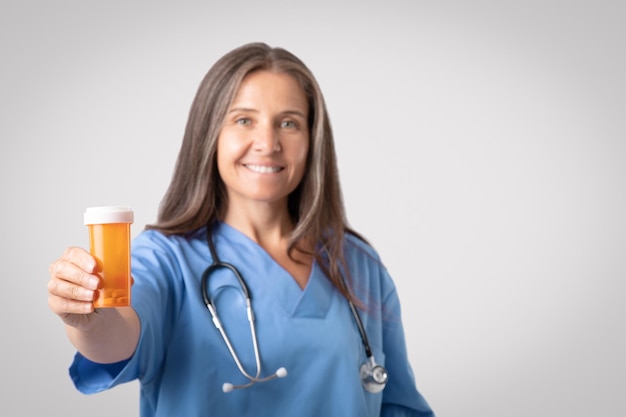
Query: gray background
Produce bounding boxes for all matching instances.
[2,1,625,415]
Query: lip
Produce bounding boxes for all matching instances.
[242,163,284,174]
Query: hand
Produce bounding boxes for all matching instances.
[48,247,102,330]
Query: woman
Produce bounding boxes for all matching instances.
[48,42,435,416]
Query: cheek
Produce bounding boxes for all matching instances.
[216,135,240,167]
[296,145,309,164]
[300,137,311,165]
[215,136,235,180]
[295,135,310,162]
[292,141,310,179]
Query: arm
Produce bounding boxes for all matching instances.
[48,247,140,364]
[380,286,435,416]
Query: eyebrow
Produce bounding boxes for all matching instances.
[227,107,307,119]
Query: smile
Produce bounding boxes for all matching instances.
[244,164,283,174]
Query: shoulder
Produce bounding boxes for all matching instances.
[342,232,400,316]
[133,227,205,247]
[129,228,208,297]
[344,232,383,266]
[343,232,394,287]
[131,227,207,262]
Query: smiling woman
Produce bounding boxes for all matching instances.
[217,71,310,213]
[46,42,436,417]
[216,70,313,288]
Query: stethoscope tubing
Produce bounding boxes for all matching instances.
[201,241,264,382]
[201,224,388,393]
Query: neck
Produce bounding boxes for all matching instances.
[222,199,314,289]
[222,201,294,248]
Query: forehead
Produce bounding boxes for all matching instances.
[230,70,308,110]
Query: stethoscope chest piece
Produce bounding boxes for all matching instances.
[360,357,388,393]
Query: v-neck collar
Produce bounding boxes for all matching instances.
[212,222,334,318]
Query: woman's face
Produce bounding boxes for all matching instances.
[217,70,310,210]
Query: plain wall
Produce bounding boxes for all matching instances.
[1,1,625,415]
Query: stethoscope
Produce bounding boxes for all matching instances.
[200,226,389,394]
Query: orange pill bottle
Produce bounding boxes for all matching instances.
[84,206,134,308]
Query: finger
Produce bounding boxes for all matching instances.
[49,259,101,290]
[47,276,96,302]
[47,291,95,317]
[60,246,98,273]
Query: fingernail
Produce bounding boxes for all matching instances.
[87,259,97,272]
[81,288,95,300]
[88,277,101,289]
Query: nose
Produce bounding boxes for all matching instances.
[253,123,281,153]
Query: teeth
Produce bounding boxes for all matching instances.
[245,164,282,174]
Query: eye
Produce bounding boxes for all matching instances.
[279,120,298,129]
[236,117,252,126]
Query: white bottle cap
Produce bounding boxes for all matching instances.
[84,206,134,225]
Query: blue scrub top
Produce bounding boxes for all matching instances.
[70,222,435,417]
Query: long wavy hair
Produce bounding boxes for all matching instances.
[146,42,364,303]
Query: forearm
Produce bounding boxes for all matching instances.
[66,306,140,364]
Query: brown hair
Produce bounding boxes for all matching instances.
[146,42,364,303]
